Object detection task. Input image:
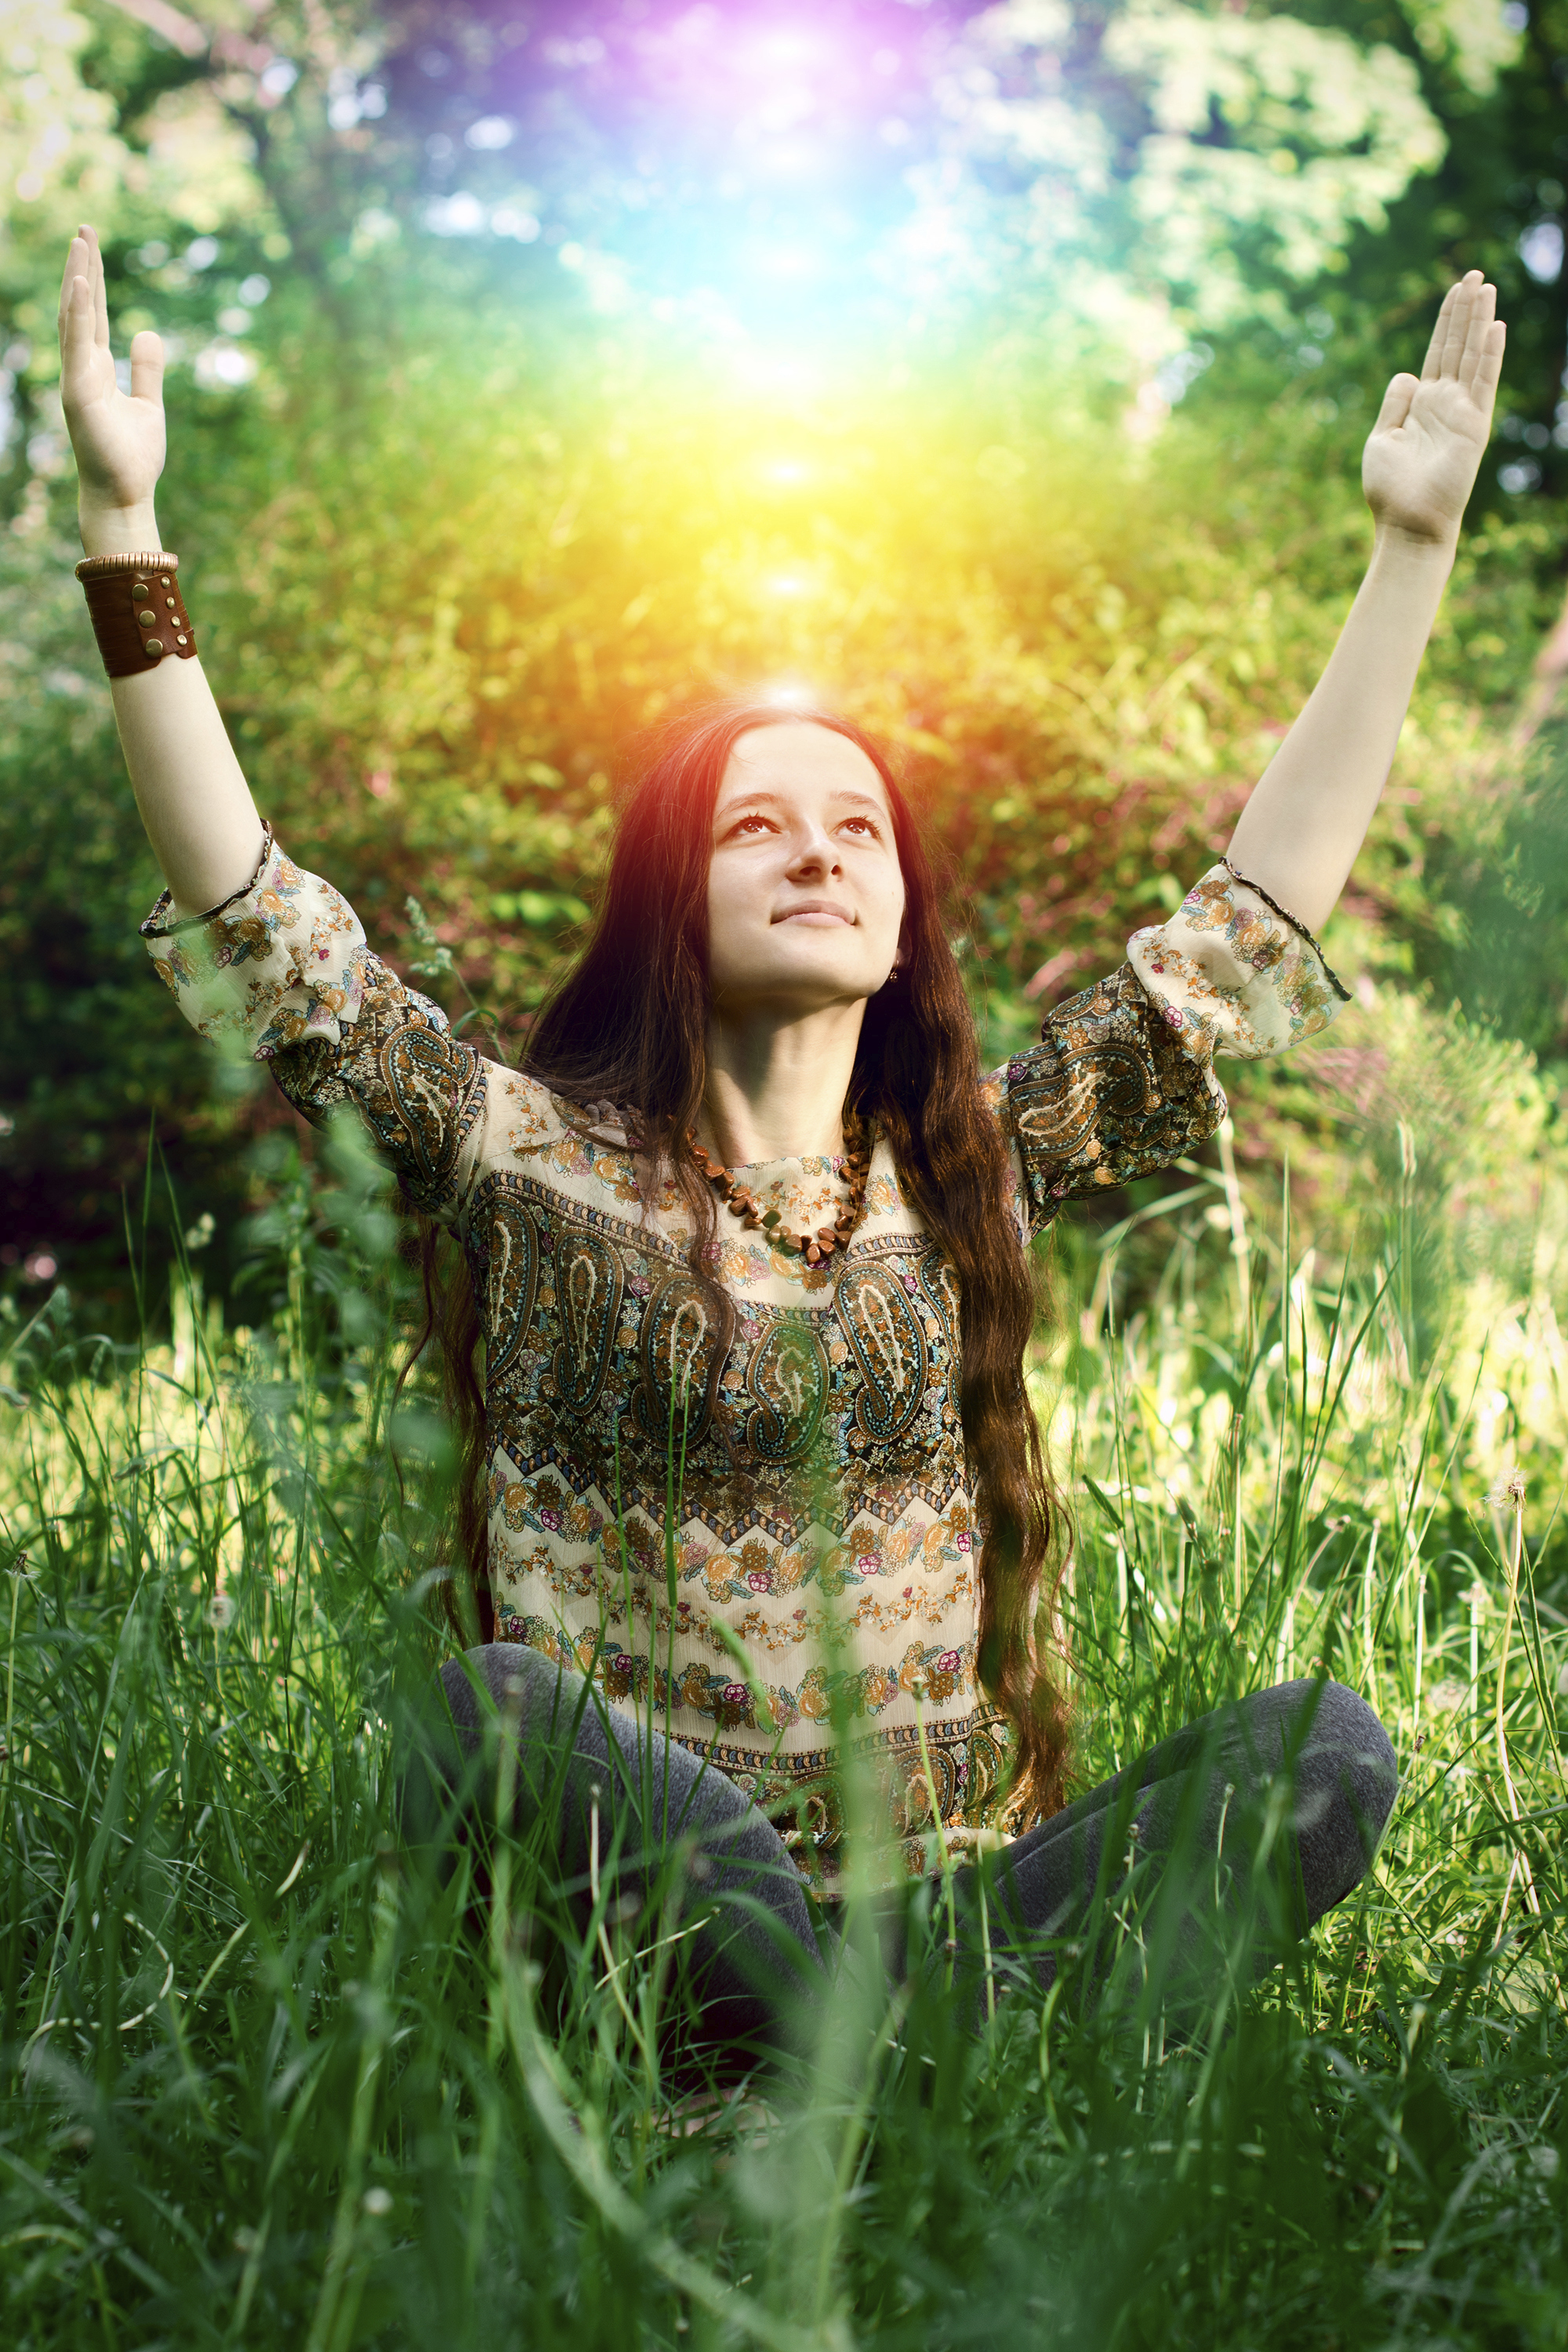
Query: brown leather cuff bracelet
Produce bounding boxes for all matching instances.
[74,552,198,677]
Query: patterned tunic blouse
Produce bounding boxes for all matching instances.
[143,834,1345,1875]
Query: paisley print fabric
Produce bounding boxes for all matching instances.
[745,1320,829,1464]
[143,837,1343,1882]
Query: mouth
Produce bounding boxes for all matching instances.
[771,901,855,926]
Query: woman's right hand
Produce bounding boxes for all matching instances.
[57,223,167,554]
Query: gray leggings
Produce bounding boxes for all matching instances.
[406,1646,1398,2054]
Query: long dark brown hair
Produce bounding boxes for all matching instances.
[408,699,1073,1820]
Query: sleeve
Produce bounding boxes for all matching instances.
[1006,859,1349,1234]
[140,826,488,1224]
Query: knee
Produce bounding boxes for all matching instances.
[399,1645,574,1846]
[437,1641,574,1751]
[1289,1679,1399,1917]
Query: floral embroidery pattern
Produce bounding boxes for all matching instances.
[143,840,1343,1878]
[1126,865,1345,1062]
[143,837,370,1061]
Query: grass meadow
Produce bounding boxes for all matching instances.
[4,1114,1568,2351]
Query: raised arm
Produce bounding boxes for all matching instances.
[1225,270,1506,933]
[59,223,263,914]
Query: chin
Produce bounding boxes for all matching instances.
[715,950,888,1010]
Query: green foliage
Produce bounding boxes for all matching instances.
[1412,707,1568,1054]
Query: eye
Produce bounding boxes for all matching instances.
[726,811,776,839]
[840,815,881,839]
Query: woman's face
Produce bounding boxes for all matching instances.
[706,723,907,1017]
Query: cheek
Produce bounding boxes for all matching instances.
[704,872,726,969]
[705,859,757,971]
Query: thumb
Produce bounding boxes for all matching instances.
[1373,370,1418,434]
[129,328,165,405]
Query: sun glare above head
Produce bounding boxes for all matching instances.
[730,347,829,398]
[753,25,822,65]
[760,678,815,707]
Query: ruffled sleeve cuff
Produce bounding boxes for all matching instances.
[1126,860,1350,1068]
[140,826,382,1061]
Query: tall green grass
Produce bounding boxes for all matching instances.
[4,1119,1568,2350]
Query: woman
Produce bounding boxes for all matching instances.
[57,225,1502,2051]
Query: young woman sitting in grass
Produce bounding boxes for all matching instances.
[57,224,1504,2054]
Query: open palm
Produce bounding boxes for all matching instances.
[1363,272,1506,546]
[57,223,165,517]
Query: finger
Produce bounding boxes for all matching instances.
[60,270,95,392]
[1457,280,1499,394]
[1374,371,1419,434]
[57,229,90,335]
[90,225,111,353]
[1469,319,1506,415]
[1438,271,1484,378]
[129,329,165,407]
[1428,270,1483,381]
[1419,281,1460,382]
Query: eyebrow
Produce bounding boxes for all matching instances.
[713,788,888,818]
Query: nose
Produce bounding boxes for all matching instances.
[785,820,840,880]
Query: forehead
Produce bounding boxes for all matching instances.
[717,723,891,816]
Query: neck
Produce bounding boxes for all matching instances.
[702,998,867,1163]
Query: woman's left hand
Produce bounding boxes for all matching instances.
[1362,270,1505,549]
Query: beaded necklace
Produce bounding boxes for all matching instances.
[688,1116,873,1267]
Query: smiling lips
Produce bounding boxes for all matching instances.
[772,899,855,925]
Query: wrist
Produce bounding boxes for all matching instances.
[78,499,163,558]
[1369,517,1459,570]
